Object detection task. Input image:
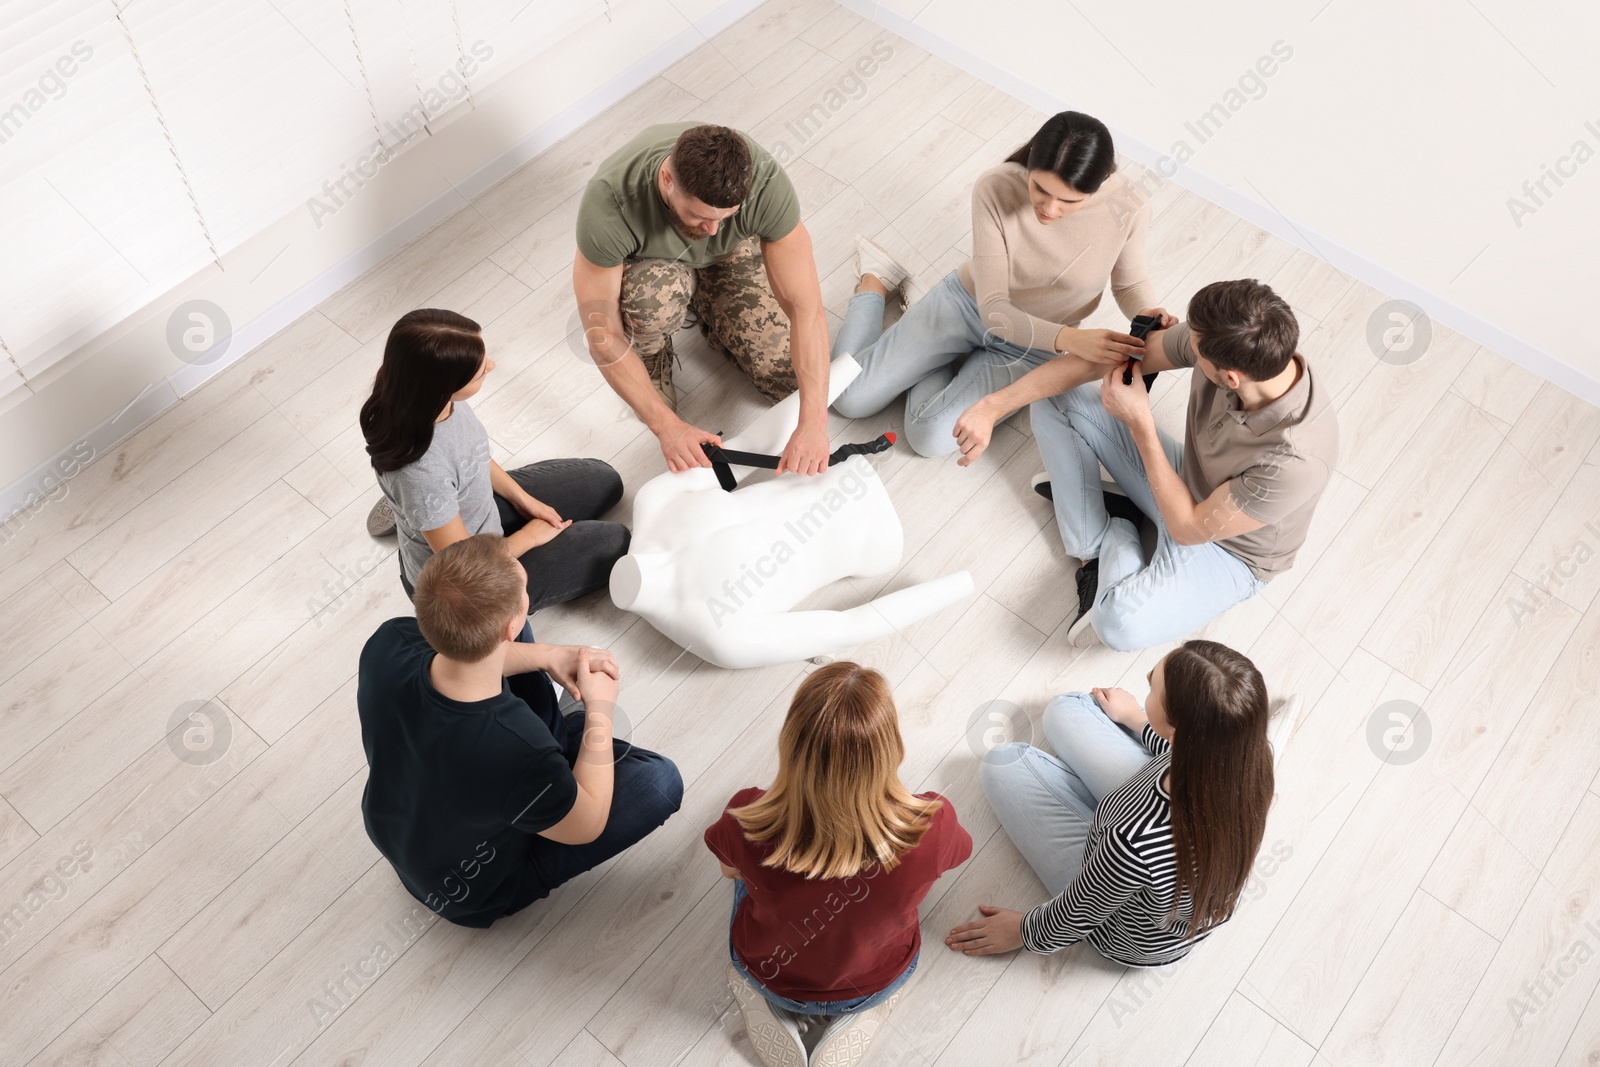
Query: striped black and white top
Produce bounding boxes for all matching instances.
[1020,725,1219,966]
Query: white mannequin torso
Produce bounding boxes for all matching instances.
[610,356,974,668]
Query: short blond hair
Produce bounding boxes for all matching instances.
[414,534,523,661]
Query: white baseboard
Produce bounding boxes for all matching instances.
[0,0,766,529]
[836,0,1598,411]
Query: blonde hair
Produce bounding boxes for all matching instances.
[413,533,523,661]
[730,662,940,879]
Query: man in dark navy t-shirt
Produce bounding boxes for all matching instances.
[357,533,683,927]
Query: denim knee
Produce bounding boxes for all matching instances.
[831,379,879,420]
[904,408,958,457]
[1042,692,1100,742]
[574,521,631,596]
[584,460,624,513]
[1059,381,1104,421]
[1090,597,1153,652]
[978,742,1036,798]
[631,751,685,818]
[588,520,631,565]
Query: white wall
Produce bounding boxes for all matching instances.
[0,0,752,509]
[846,0,1600,401]
[8,0,1597,513]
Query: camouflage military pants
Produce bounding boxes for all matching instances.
[617,236,797,403]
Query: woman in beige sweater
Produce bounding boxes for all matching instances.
[830,111,1171,457]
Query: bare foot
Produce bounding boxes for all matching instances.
[856,273,890,298]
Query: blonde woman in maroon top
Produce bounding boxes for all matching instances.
[705,662,972,1067]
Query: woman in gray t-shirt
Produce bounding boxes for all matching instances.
[360,309,629,611]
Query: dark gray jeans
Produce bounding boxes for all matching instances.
[400,457,630,613]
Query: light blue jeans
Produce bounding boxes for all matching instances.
[1030,382,1266,651]
[981,692,1153,896]
[831,270,1058,457]
[728,880,918,1016]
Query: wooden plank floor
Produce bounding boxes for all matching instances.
[3,2,1598,1064]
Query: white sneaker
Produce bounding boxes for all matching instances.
[728,965,807,1067]
[1267,693,1306,765]
[810,990,903,1066]
[1067,605,1100,648]
[1030,471,1053,502]
[855,236,911,295]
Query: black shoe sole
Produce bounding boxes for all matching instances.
[1074,558,1099,623]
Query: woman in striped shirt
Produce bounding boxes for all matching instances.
[946,639,1273,964]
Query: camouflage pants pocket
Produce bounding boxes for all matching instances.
[618,258,695,360]
[692,237,796,402]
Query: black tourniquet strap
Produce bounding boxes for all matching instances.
[700,433,896,492]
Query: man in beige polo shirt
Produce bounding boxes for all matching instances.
[955,278,1338,650]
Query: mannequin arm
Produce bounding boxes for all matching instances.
[699,572,975,668]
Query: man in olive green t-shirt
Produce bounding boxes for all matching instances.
[573,123,831,476]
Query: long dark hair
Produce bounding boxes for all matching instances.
[1161,639,1274,932]
[1005,111,1118,194]
[360,309,485,474]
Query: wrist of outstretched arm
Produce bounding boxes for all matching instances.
[1150,476,1203,543]
[505,642,553,675]
[1054,325,1079,355]
[1021,892,1098,954]
[581,699,615,720]
[1019,903,1062,953]
[505,526,537,554]
[578,698,616,733]
[796,396,828,428]
[605,350,671,432]
[972,392,1007,422]
[643,404,682,435]
[1129,430,1196,534]
[1131,418,1165,454]
[989,362,1060,415]
[1019,905,1041,951]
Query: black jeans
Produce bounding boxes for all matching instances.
[501,670,684,913]
[401,458,630,613]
